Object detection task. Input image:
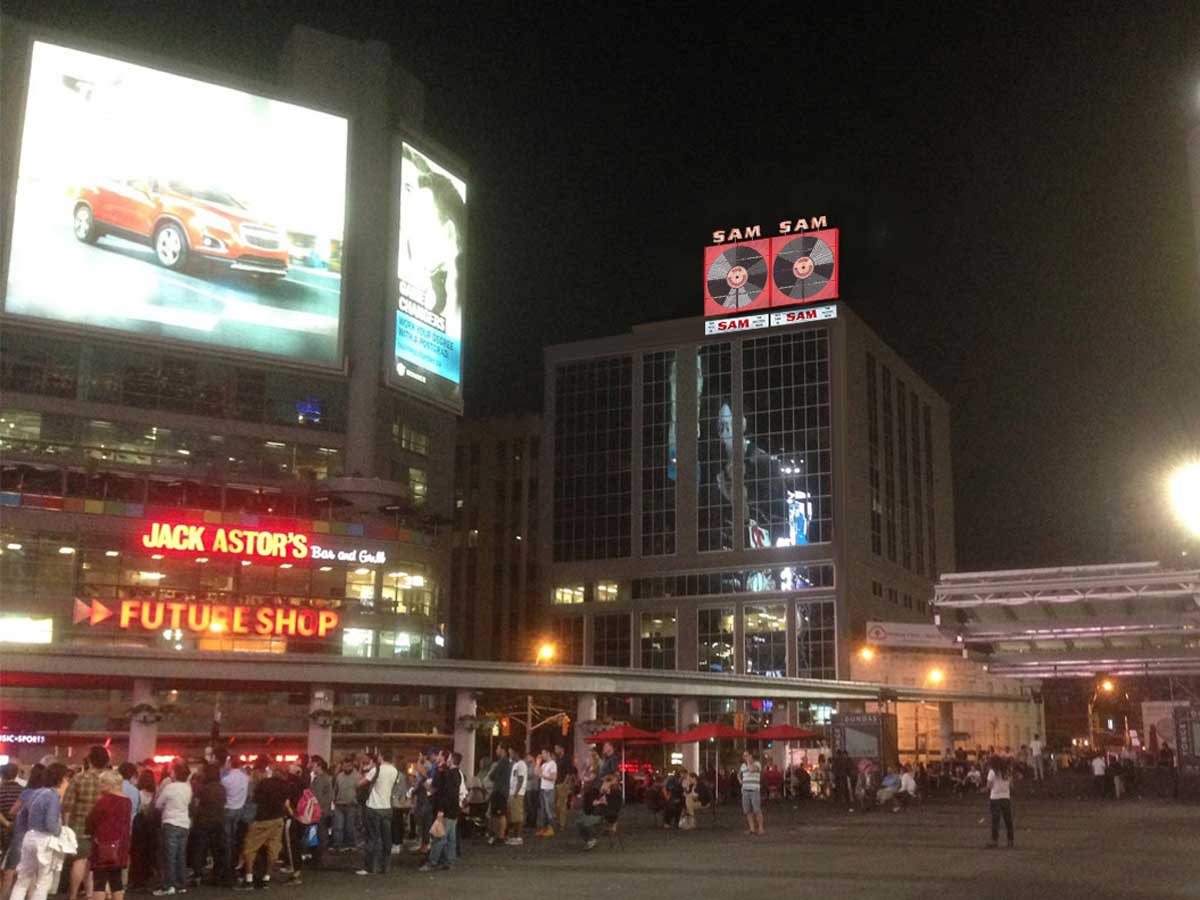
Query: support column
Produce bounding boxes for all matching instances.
[307,686,334,762]
[453,690,477,780]
[128,680,158,764]
[938,702,955,761]
[575,693,597,768]
[771,700,790,770]
[678,697,700,774]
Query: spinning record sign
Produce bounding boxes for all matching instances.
[769,228,838,306]
[704,239,770,316]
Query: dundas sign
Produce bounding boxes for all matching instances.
[137,521,386,566]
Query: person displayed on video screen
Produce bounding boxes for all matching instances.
[398,147,465,318]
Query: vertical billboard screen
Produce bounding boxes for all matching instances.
[3,42,348,365]
[391,140,466,413]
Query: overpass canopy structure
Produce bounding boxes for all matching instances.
[934,562,1200,677]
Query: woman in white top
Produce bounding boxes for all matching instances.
[983,755,1014,848]
[153,761,192,895]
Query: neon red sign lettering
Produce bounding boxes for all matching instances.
[104,599,338,638]
[139,521,309,561]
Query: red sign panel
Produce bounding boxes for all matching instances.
[703,239,771,317]
[139,521,310,562]
[769,228,838,307]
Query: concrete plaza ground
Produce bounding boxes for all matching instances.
[282,796,1198,900]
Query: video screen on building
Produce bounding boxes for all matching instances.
[391,139,466,413]
[3,42,348,365]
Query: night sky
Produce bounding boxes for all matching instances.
[7,1,1200,571]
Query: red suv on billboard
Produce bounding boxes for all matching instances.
[72,179,289,278]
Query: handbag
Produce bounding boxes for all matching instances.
[93,838,123,868]
[429,816,446,840]
[356,769,379,805]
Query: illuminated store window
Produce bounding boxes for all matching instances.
[697,343,732,552]
[697,607,734,673]
[741,330,831,548]
[866,355,882,556]
[882,365,896,561]
[595,581,619,603]
[553,585,584,605]
[382,630,424,659]
[744,604,787,677]
[795,598,836,680]
[552,356,632,562]
[347,568,377,609]
[342,628,375,658]
[639,611,676,670]
[0,615,53,644]
[382,569,433,616]
[641,350,677,556]
[593,612,631,668]
[911,391,926,576]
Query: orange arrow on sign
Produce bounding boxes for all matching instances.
[90,600,113,626]
[73,599,114,626]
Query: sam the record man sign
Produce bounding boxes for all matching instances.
[704,217,839,317]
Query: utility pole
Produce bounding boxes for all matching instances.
[525,694,533,755]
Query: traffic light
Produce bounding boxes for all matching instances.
[734,712,745,731]
[561,714,571,737]
[500,717,510,737]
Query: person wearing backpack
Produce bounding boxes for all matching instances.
[291,778,322,878]
[307,759,333,869]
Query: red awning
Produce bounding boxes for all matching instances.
[585,724,662,743]
[674,722,747,742]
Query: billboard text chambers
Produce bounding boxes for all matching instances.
[3,42,348,365]
[392,141,466,412]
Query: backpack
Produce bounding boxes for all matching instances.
[295,788,321,824]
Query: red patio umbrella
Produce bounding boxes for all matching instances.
[674,723,747,804]
[585,724,661,798]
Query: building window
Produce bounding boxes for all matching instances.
[886,587,898,606]
[697,343,733,552]
[553,585,584,605]
[741,330,832,548]
[346,568,376,607]
[641,696,676,731]
[641,351,677,556]
[596,581,619,603]
[342,628,375,658]
[632,562,834,600]
[923,405,938,577]
[552,357,632,562]
[744,604,787,676]
[408,467,428,508]
[882,366,897,562]
[554,616,584,665]
[593,612,631,668]
[393,422,430,456]
[867,355,882,556]
[896,380,912,571]
[795,598,836,680]
[697,607,734,673]
[382,569,433,616]
[639,611,676,670]
[911,391,926,576]
[871,580,883,602]
[902,592,913,609]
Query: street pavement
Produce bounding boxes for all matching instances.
[248,796,1198,900]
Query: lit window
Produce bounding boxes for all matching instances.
[342,628,375,658]
[0,616,53,644]
[553,585,584,605]
[596,581,619,603]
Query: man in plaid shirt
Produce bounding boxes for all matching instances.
[64,746,110,900]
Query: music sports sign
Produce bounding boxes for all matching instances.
[703,216,839,332]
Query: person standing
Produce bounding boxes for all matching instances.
[234,762,292,891]
[523,752,539,837]
[0,764,23,873]
[1030,734,1045,782]
[10,762,70,900]
[215,751,246,888]
[188,765,225,888]
[308,758,333,868]
[983,755,1014,848]
[597,743,618,781]
[739,751,764,835]
[553,745,576,829]
[535,750,558,837]
[86,771,132,900]
[505,746,527,846]
[420,753,462,873]
[1091,754,1107,799]
[153,760,191,896]
[331,757,359,852]
[485,746,511,846]
[64,747,110,900]
[357,752,397,876]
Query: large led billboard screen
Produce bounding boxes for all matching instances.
[3,42,348,365]
[390,139,466,413]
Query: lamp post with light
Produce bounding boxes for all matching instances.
[1087,679,1116,749]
